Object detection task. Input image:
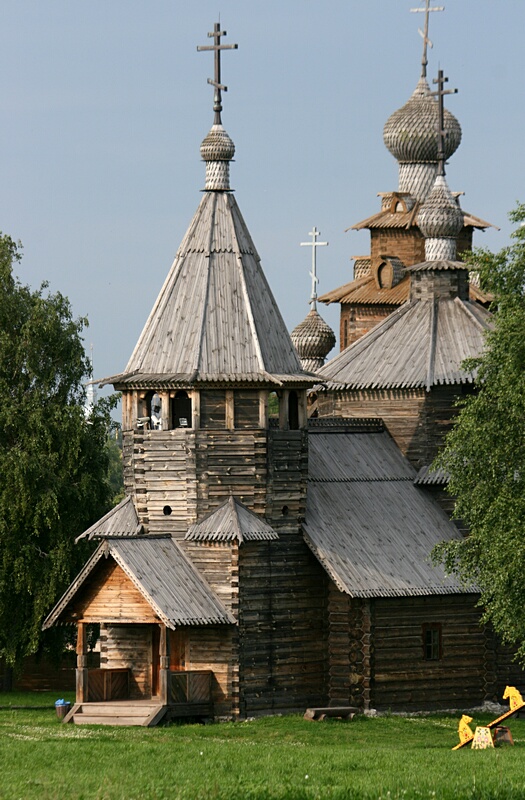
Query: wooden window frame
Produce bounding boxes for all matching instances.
[422,623,442,661]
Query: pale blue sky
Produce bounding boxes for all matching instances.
[1,1,523,392]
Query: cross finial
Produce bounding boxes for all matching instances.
[430,69,458,176]
[410,1,445,78]
[300,227,328,311]
[197,23,238,124]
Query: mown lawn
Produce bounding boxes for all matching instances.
[0,694,524,800]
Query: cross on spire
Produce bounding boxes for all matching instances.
[197,23,238,124]
[410,1,445,78]
[300,227,328,310]
[430,68,458,176]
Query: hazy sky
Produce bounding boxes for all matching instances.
[1,1,523,397]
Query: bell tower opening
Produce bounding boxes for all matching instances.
[171,391,192,429]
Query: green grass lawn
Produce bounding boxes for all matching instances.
[0,695,524,800]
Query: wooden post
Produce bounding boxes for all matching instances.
[225,390,234,430]
[192,390,200,430]
[259,390,268,429]
[159,624,170,704]
[161,391,170,430]
[76,621,89,704]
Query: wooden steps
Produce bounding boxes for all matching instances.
[70,702,166,727]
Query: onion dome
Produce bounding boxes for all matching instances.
[417,175,464,260]
[383,78,462,201]
[291,309,336,373]
[201,123,235,191]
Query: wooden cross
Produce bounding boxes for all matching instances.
[300,227,328,310]
[430,69,457,175]
[197,23,238,124]
[410,0,444,77]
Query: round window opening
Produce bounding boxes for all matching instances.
[163,505,172,516]
[281,505,289,516]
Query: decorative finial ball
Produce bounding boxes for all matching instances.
[200,124,235,162]
[383,77,462,164]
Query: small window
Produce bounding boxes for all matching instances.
[423,624,442,661]
[377,262,392,290]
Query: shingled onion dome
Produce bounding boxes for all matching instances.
[201,123,235,191]
[291,309,336,373]
[383,77,462,202]
[417,175,464,261]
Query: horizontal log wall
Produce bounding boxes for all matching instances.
[187,626,237,718]
[100,624,152,699]
[340,304,397,350]
[371,594,489,711]
[327,582,371,711]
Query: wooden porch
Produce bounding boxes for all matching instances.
[67,658,214,725]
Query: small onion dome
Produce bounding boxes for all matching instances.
[201,124,235,191]
[200,124,235,162]
[383,77,462,164]
[291,309,336,372]
[417,176,464,240]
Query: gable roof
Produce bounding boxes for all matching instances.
[351,204,494,232]
[318,296,492,391]
[76,496,142,541]
[43,537,236,629]
[102,191,311,388]
[185,496,278,543]
[303,428,470,598]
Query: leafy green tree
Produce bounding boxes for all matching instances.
[433,204,525,663]
[0,234,116,678]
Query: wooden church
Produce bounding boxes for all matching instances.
[44,21,523,725]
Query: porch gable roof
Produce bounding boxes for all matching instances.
[43,537,236,630]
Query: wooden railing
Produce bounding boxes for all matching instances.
[87,668,130,702]
[169,670,212,707]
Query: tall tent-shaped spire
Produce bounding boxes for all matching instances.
[104,24,310,390]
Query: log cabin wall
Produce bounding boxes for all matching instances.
[317,386,468,470]
[238,539,328,716]
[371,595,489,711]
[182,541,240,718]
[100,624,152,699]
[340,304,398,350]
[327,582,370,711]
[187,626,237,718]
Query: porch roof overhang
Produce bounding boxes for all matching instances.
[43,537,236,630]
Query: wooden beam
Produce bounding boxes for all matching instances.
[159,624,170,704]
[76,621,89,704]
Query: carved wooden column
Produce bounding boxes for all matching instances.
[76,622,88,703]
[159,624,170,704]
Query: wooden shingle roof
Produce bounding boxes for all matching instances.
[318,295,492,391]
[102,191,311,388]
[185,495,278,543]
[303,428,469,598]
[75,496,143,541]
[43,537,236,629]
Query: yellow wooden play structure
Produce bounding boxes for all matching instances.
[452,686,525,750]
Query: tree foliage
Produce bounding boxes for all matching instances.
[0,234,117,669]
[433,204,525,662]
